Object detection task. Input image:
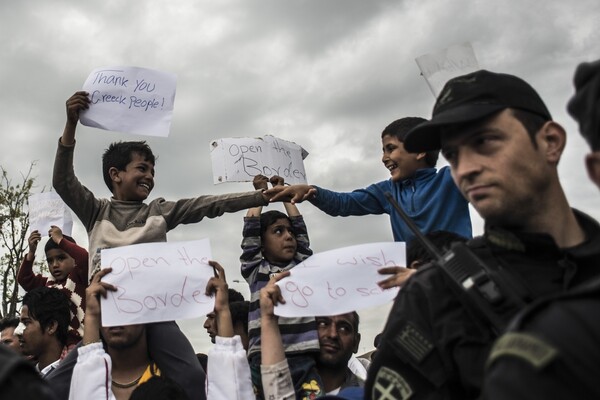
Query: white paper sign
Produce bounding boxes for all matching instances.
[209,135,309,184]
[28,192,73,236]
[415,42,480,97]
[80,66,177,137]
[100,239,215,326]
[275,242,405,318]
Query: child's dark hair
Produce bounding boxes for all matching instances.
[381,117,439,167]
[102,141,156,192]
[44,235,76,253]
[0,317,19,331]
[259,210,292,238]
[21,287,70,346]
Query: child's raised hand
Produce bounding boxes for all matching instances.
[206,261,229,314]
[48,225,63,245]
[26,230,42,260]
[65,91,90,126]
[269,175,285,187]
[86,268,117,318]
[265,184,316,204]
[253,175,269,191]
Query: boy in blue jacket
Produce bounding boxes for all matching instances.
[270,117,472,244]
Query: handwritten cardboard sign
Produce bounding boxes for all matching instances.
[275,242,405,318]
[80,66,177,137]
[28,192,73,236]
[415,42,480,97]
[210,135,309,184]
[100,239,215,326]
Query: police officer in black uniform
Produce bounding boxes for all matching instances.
[364,70,600,400]
[481,60,600,400]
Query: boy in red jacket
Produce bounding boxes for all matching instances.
[17,225,88,350]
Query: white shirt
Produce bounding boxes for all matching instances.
[69,337,253,400]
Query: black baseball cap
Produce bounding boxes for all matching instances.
[404,70,552,152]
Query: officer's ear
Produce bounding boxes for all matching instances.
[586,152,600,190]
[537,121,566,165]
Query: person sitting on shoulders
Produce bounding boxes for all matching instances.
[267,117,472,244]
[241,174,322,399]
[18,226,88,350]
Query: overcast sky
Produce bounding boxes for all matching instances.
[2,0,599,355]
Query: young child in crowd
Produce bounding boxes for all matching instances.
[17,226,88,350]
[49,91,287,400]
[241,174,322,398]
[269,117,473,291]
[269,117,473,244]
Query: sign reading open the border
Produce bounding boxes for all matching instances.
[100,239,214,326]
[210,135,309,184]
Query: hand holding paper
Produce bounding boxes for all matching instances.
[80,66,177,137]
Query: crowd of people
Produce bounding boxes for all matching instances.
[0,59,599,400]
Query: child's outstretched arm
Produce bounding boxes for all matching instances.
[17,230,47,290]
[269,176,300,218]
[241,175,269,282]
[246,175,269,217]
[265,184,317,204]
[61,91,89,146]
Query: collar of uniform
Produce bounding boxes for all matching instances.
[565,208,600,257]
[484,225,557,254]
[483,208,600,254]
[400,168,437,187]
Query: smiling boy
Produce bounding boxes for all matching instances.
[49,91,288,400]
[269,117,472,245]
[54,92,286,281]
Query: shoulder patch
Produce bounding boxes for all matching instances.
[487,332,558,370]
[392,322,434,363]
[372,366,413,400]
